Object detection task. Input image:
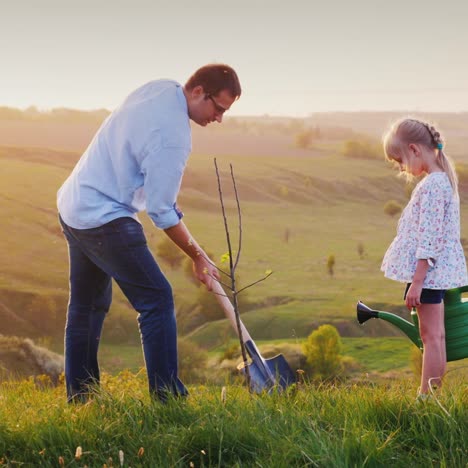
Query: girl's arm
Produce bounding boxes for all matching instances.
[405,259,430,309]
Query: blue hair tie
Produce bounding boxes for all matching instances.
[437,143,443,150]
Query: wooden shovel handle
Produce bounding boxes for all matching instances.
[212,281,276,383]
[212,280,253,342]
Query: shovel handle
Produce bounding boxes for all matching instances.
[212,281,253,342]
[212,281,276,384]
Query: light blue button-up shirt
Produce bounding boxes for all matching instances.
[57,80,191,230]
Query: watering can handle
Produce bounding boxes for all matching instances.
[456,285,468,294]
[212,281,254,343]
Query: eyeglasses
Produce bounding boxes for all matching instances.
[206,94,228,115]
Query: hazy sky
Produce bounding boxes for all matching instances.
[1,0,467,116]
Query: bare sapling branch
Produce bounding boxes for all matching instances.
[214,158,275,392]
[230,163,243,271]
[236,270,273,295]
[214,157,251,389]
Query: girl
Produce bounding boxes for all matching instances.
[381,118,467,399]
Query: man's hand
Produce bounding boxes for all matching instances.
[163,220,220,290]
[193,255,219,291]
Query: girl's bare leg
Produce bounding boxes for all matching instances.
[417,302,446,394]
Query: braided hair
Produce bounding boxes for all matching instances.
[383,117,458,195]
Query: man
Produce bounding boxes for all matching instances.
[57,64,241,402]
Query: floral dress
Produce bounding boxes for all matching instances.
[381,172,468,289]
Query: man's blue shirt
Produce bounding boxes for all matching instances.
[57,80,191,230]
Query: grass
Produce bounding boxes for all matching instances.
[341,337,412,372]
[0,373,466,467]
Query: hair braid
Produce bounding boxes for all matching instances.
[422,121,444,149]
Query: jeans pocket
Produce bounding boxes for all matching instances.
[107,218,147,250]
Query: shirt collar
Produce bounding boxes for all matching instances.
[176,84,188,115]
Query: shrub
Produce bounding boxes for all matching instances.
[327,254,335,277]
[342,138,381,160]
[295,127,321,149]
[302,324,343,380]
[383,200,403,217]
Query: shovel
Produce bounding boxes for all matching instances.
[212,281,296,392]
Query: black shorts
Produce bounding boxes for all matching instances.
[404,283,446,304]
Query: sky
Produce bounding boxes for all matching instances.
[1,0,468,116]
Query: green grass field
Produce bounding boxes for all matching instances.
[0,374,466,467]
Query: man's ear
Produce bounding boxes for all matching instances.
[191,85,205,99]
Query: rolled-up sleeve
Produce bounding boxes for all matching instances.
[415,182,447,263]
[140,134,190,229]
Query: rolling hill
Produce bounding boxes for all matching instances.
[1,110,468,350]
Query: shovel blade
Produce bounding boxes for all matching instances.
[241,354,296,393]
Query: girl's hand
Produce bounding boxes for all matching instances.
[405,282,423,310]
[406,260,430,309]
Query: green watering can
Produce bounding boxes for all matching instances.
[356,286,468,361]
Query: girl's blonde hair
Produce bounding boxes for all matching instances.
[383,118,458,195]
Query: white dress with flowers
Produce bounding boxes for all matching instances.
[381,172,468,289]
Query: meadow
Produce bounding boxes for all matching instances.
[0,373,467,467]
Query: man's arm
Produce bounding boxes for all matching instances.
[164,220,219,291]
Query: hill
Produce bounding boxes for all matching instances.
[0,110,468,350]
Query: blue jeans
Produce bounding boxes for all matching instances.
[59,215,187,402]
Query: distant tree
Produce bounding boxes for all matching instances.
[343,139,380,160]
[156,237,185,269]
[295,130,312,149]
[327,254,335,277]
[383,200,403,217]
[0,106,24,120]
[295,126,321,149]
[279,185,289,197]
[357,241,365,259]
[302,324,343,380]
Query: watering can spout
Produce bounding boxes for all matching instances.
[356,301,422,349]
[356,301,378,324]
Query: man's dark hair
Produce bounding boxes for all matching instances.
[185,64,241,99]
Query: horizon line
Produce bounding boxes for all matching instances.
[1,104,468,118]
